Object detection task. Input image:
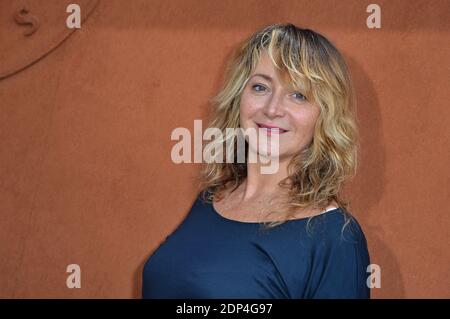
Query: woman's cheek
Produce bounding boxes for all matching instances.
[239,101,256,127]
[241,98,261,119]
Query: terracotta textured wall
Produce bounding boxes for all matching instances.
[0,0,448,298]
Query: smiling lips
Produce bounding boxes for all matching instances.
[256,122,289,134]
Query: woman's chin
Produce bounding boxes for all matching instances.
[247,145,287,161]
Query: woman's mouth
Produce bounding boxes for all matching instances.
[256,123,289,134]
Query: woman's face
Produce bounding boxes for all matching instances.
[239,51,321,162]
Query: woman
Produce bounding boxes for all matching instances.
[142,23,370,299]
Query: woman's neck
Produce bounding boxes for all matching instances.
[242,154,292,200]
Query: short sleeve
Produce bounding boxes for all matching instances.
[305,216,371,299]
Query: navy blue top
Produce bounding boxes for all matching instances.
[142,192,371,299]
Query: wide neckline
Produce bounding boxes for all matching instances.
[209,199,341,225]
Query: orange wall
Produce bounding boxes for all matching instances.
[0,0,448,298]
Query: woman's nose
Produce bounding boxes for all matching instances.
[263,92,285,118]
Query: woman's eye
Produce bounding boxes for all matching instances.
[292,92,307,101]
[252,84,266,92]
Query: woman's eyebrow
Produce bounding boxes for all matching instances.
[251,73,307,92]
[251,73,273,82]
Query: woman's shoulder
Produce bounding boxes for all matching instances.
[305,207,368,248]
[303,209,371,298]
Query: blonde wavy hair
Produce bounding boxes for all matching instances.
[195,23,359,233]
